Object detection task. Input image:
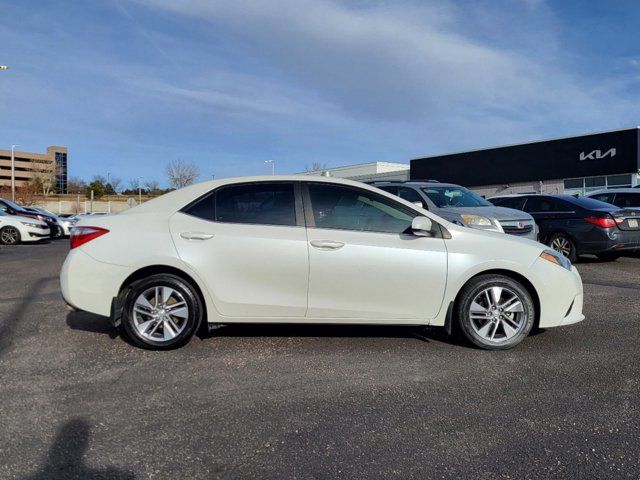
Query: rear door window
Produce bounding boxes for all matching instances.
[183,183,297,226]
[523,197,565,213]
[492,197,526,210]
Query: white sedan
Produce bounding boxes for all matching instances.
[61,176,584,350]
[0,211,50,244]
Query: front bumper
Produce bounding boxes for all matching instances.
[22,226,51,241]
[530,259,584,328]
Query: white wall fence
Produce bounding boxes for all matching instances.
[33,198,140,215]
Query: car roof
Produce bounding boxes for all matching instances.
[369,181,461,188]
[586,188,640,195]
[122,175,444,217]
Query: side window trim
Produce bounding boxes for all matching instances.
[301,182,419,234]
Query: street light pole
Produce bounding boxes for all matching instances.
[138,177,142,204]
[264,159,275,176]
[11,144,19,202]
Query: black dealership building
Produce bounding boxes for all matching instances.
[410,127,640,197]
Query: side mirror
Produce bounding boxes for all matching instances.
[412,201,425,209]
[411,216,433,237]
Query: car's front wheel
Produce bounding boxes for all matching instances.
[548,232,577,263]
[456,274,535,350]
[121,274,203,349]
[0,226,21,245]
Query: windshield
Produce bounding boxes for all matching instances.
[421,186,492,208]
[1,198,28,212]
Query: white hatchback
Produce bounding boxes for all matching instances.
[61,176,584,350]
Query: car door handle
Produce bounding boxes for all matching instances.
[310,240,345,250]
[180,232,215,241]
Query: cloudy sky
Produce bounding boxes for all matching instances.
[1,0,639,185]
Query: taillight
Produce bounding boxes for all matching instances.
[584,216,621,228]
[70,226,109,249]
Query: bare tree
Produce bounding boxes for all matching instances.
[68,177,87,194]
[110,176,123,193]
[30,160,57,195]
[92,174,107,185]
[128,178,140,190]
[305,162,327,173]
[166,160,199,189]
[144,180,160,192]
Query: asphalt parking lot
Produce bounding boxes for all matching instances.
[0,241,638,479]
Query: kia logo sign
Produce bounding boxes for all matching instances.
[579,148,616,161]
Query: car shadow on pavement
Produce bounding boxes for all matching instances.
[0,276,58,357]
[66,311,120,339]
[20,418,135,480]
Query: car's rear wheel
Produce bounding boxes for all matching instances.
[51,225,63,239]
[0,226,21,245]
[456,274,535,350]
[548,232,577,263]
[121,274,202,350]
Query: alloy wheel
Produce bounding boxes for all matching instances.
[468,286,527,343]
[132,286,189,342]
[550,236,571,257]
[1,227,19,245]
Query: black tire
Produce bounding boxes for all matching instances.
[455,274,536,350]
[547,232,577,263]
[0,226,21,245]
[121,274,203,350]
[51,225,63,239]
[596,252,621,262]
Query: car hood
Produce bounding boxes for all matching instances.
[438,205,533,221]
[8,215,48,226]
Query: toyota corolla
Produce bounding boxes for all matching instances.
[61,176,584,350]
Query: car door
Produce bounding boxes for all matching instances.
[523,197,575,240]
[169,181,310,318]
[303,182,447,320]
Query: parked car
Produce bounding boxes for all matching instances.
[489,194,640,262]
[370,181,538,240]
[585,188,640,209]
[25,207,73,237]
[0,198,63,238]
[0,210,50,245]
[61,176,584,351]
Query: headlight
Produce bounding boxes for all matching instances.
[540,249,572,271]
[20,221,42,228]
[460,214,502,232]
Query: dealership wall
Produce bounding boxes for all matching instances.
[410,127,640,196]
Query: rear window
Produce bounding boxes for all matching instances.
[570,196,617,210]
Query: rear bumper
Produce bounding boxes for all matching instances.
[579,229,640,254]
[60,248,132,316]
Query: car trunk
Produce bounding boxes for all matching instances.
[610,209,640,231]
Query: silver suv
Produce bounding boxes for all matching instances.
[372,181,538,240]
